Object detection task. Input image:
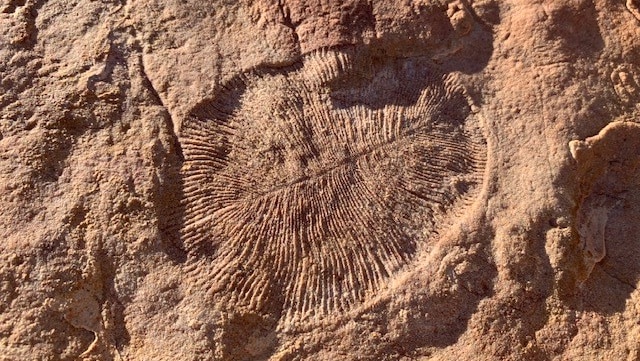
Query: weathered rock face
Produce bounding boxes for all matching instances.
[1,0,639,360]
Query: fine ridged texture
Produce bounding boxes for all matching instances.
[178,48,487,323]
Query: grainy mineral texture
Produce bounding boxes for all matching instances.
[1,1,639,360]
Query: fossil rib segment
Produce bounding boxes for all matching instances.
[179,48,487,323]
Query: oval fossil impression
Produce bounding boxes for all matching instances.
[179,48,487,323]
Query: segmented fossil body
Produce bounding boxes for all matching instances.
[179,48,486,324]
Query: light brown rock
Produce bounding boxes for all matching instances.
[1,0,639,360]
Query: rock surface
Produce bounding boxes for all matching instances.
[1,0,639,360]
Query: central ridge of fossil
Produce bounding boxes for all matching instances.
[179,49,487,322]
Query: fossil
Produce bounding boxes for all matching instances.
[178,48,487,324]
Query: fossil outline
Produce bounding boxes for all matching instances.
[179,48,487,322]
